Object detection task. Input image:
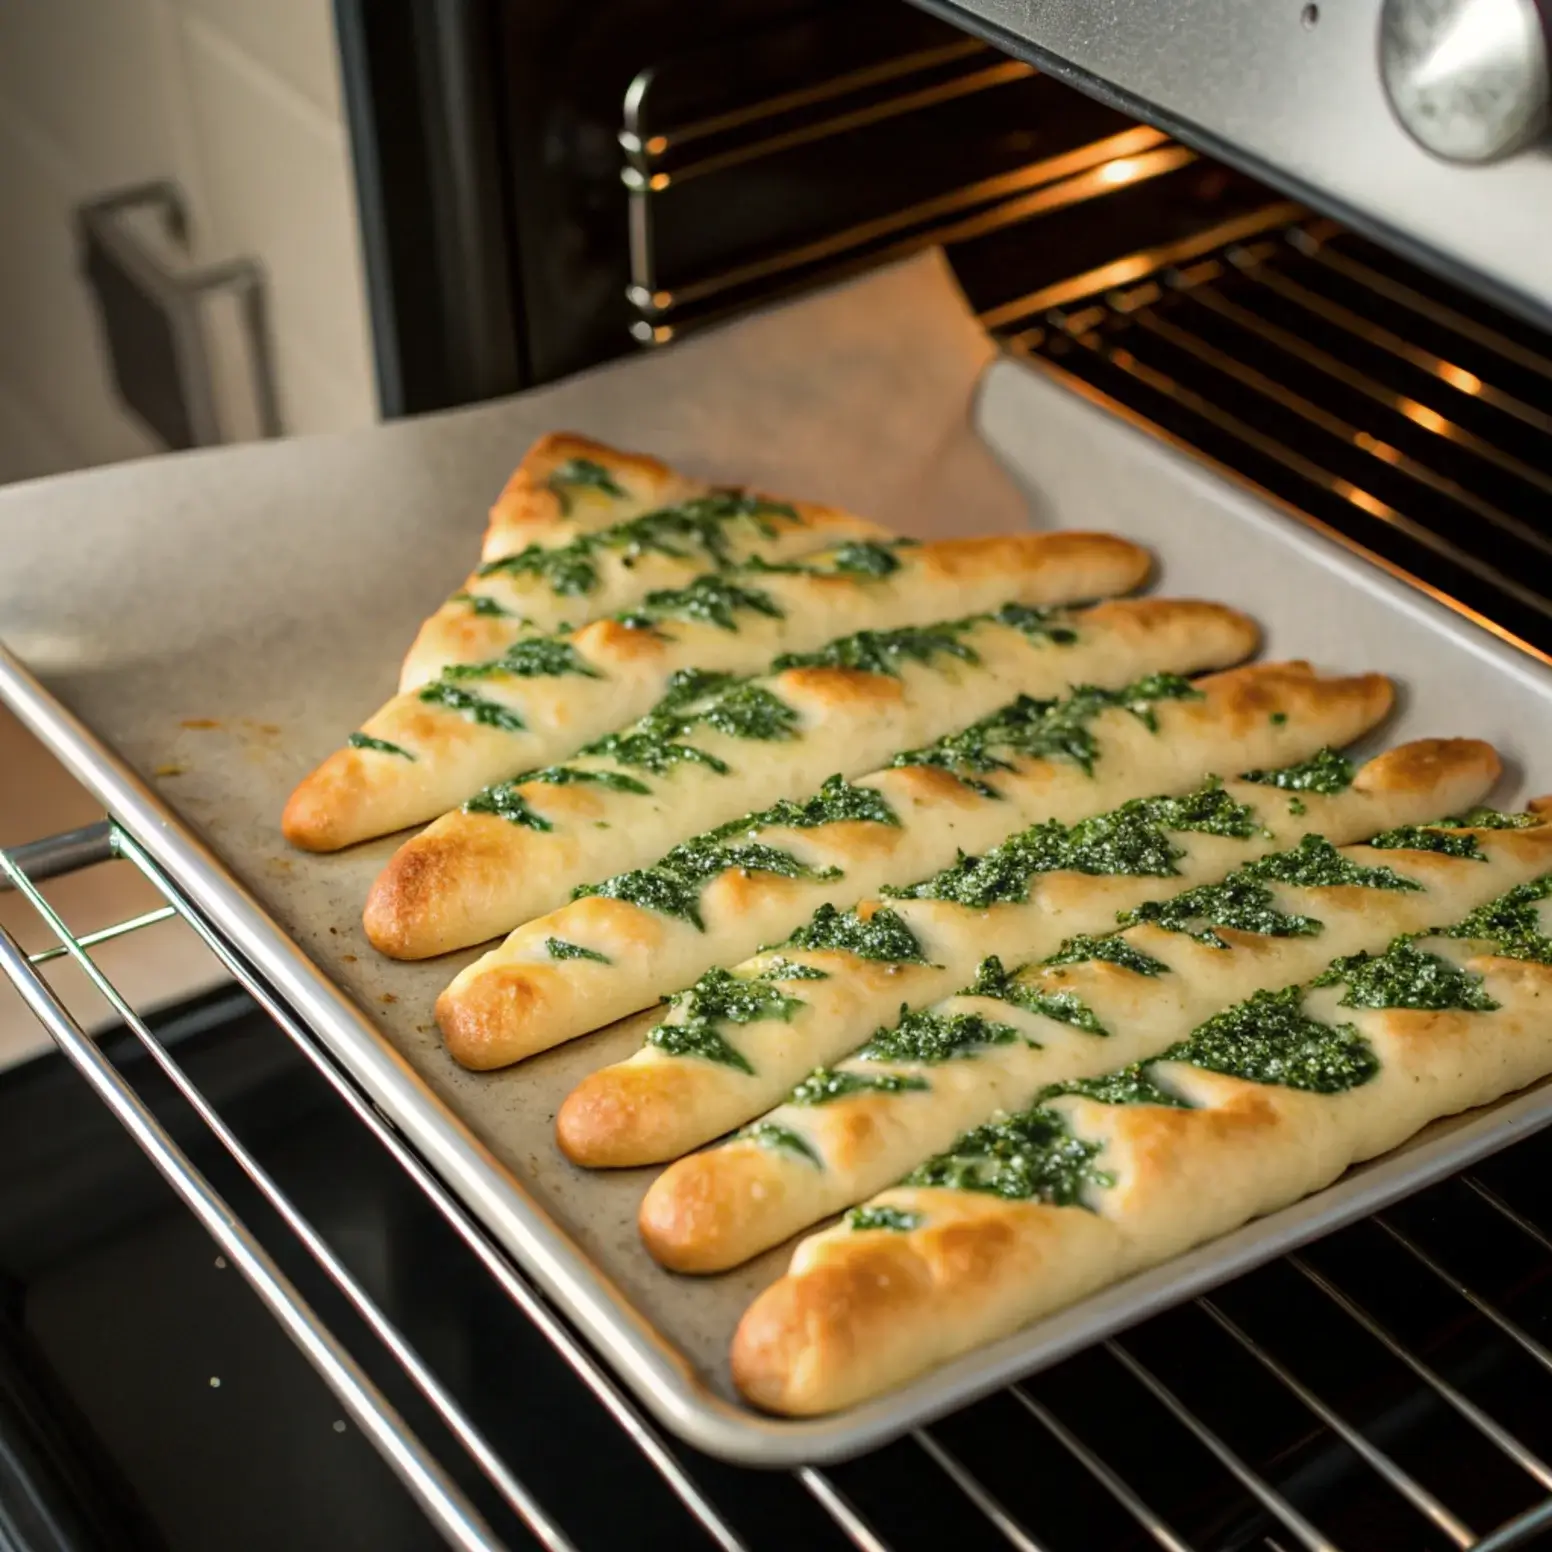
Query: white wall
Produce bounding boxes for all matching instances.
[0,0,378,482]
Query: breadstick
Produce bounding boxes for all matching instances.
[644,801,1544,1273]
[369,598,1252,959]
[401,434,885,691]
[283,529,1148,851]
[566,736,1492,1171]
[734,857,1552,1414]
[436,656,1385,1071]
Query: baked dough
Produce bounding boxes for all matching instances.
[569,736,1494,1174]
[644,776,1538,1274]
[435,653,1382,1071]
[367,598,1256,959]
[283,530,1148,851]
[400,434,886,692]
[733,833,1552,1414]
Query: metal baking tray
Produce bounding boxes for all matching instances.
[4,252,1552,1467]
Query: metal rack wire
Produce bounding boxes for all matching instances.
[9,807,1552,1549]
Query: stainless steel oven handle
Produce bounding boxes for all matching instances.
[0,916,523,1552]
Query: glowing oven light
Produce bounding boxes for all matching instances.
[1096,158,1143,187]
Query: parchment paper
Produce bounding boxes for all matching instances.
[8,247,1552,1451]
[0,251,1034,1398]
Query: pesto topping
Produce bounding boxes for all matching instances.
[858,1008,1023,1065]
[572,777,881,926]
[450,591,517,618]
[1241,747,1355,794]
[545,937,611,964]
[480,494,795,593]
[757,957,829,982]
[1046,1068,1187,1108]
[1042,933,1171,977]
[1371,807,1538,860]
[787,1068,930,1105]
[1120,877,1322,948]
[416,683,526,733]
[347,733,416,760]
[576,673,797,777]
[991,601,1083,642]
[544,456,626,513]
[893,673,1201,791]
[1160,986,1377,1093]
[906,1108,1110,1203]
[964,956,1108,1034]
[439,637,601,682]
[783,903,927,963]
[742,1122,822,1166]
[662,966,806,1030]
[463,783,551,830]
[620,574,785,632]
[893,781,1260,909]
[525,766,652,796]
[1442,875,1552,963]
[1118,836,1418,948]
[846,1205,923,1233]
[1243,834,1422,891]
[645,1020,753,1073]
[823,539,909,577]
[772,622,981,678]
[1314,941,1498,1011]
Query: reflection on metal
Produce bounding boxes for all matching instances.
[634,125,1169,317]
[621,38,989,158]
[642,59,1034,186]
[986,201,1302,332]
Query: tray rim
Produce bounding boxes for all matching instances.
[6,355,1552,1466]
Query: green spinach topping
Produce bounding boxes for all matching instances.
[545,937,611,964]
[575,673,799,778]
[787,1068,930,1105]
[1042,933,1171,977]
[464,784,551,830]
[1243,834,1422,891]
[416,683,526,733]
[621,574,785,633]
[846,1206,923,1233]
[347,733,416,760]
[1442,875,1552,963]
[1314,941,1498,1011]
[963,955,1108,1034]
[1160,986,1377,1093]
[1046,1068,1188,1108]
[544,456,626,513]
[450,591,517,618]
[783,903,927,963]
[893,673,1201,791]
[526,766,652,796]
[1241,747,1354,794]
[822,539,909,577]
[893,781,1260,909]
[756,956,829,982]
[1371,808,1538,860]
[575,778,885,927]
[439,637,601,683]
[857,1008,1023,1065]
[773,623,981,678]
[742,1122,822,1166]
[1118,836,1418,948]
[480,493,793,593]
[906,1109,1111,1203]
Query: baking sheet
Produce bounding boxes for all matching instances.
[4,249,1552,1465]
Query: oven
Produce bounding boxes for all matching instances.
[5,1,1552,1547]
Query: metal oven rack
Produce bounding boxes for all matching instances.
[10,772,1552,1546]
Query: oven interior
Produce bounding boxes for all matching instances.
[8,3,1552,1548]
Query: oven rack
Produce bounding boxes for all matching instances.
[10,826,1552,1548]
